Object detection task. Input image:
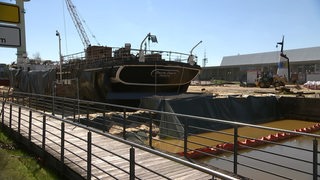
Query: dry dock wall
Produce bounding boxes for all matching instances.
[141,95,281,135]
[165,95,280,122]
[279,97,320,121]
[141,95,320,136]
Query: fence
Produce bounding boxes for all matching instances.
[1,90,320,179]
[1,91,238,180]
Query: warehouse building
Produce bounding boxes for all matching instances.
[199,46,320,84]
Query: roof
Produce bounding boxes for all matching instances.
[220,46,320,66]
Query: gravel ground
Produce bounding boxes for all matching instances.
[187,84,320,98]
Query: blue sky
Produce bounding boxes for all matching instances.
[0,0,319,66]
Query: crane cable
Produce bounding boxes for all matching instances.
[78,12,100,46]
[63,0,100,48]
[61,0,68,55]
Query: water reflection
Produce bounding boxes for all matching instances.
[201,132,320,179]
[152,120,320,179]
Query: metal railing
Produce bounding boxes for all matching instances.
[62,47,191,64]
[1,91,320,179]
[1,91,238,180]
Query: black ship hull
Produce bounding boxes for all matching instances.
[9,38,202,105]
[75,60,201,101]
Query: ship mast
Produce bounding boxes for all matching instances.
[202,50,208,67]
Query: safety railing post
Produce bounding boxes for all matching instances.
[52,93,55,116]
[130,147,135,180]
[1,102,4,129]
[18,106,21,133]
[86,103,89,120]
[149,112,153,148]
[42,96,46,113]
[36,96,38,110]
[42,115,46,150]
[52,81,55,115]
[87,131,92,180]
[233,125,238,174]
[123,109,127,140]
[73,101,76,121]
[9,104,12,128]
[62,97,65,119]
[28,110,32,141]
[61,122,65,175]
[313,138,318,180]
[102,108,106,132]
[184,118,189,159]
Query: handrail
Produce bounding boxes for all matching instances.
[62,46,191,63]
[1,90,319,179]
[1,94,239,180]
[10,91,320,138]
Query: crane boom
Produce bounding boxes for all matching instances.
[65,0,91,48]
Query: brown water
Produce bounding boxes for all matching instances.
[202,131,320,180]
[152,120,320,179]
[153,119,319,153]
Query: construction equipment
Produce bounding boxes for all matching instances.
[256,36,289,88]
[65,0,91,48]
[255,72,286,88]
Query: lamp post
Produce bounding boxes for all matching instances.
[16,0,30,68]
[56,30,62,82]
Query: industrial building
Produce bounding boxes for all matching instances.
[199,46,320,84]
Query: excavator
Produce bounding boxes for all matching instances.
[256,36,289,88]
[255,71,287,88]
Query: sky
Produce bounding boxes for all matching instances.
[0,0,319,67]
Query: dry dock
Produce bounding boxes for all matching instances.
[0,99,238,180]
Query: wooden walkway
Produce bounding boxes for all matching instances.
[1,102,230,179]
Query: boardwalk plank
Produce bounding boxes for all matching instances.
[1,103,216,180]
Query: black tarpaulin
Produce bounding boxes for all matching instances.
[140,94,281,135]
[9,69,56,95]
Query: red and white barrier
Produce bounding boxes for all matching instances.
[177,123,320,159]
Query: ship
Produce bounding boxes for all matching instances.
[8,0,201,104]
[55,1,201,103]
[9,33,201,104]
